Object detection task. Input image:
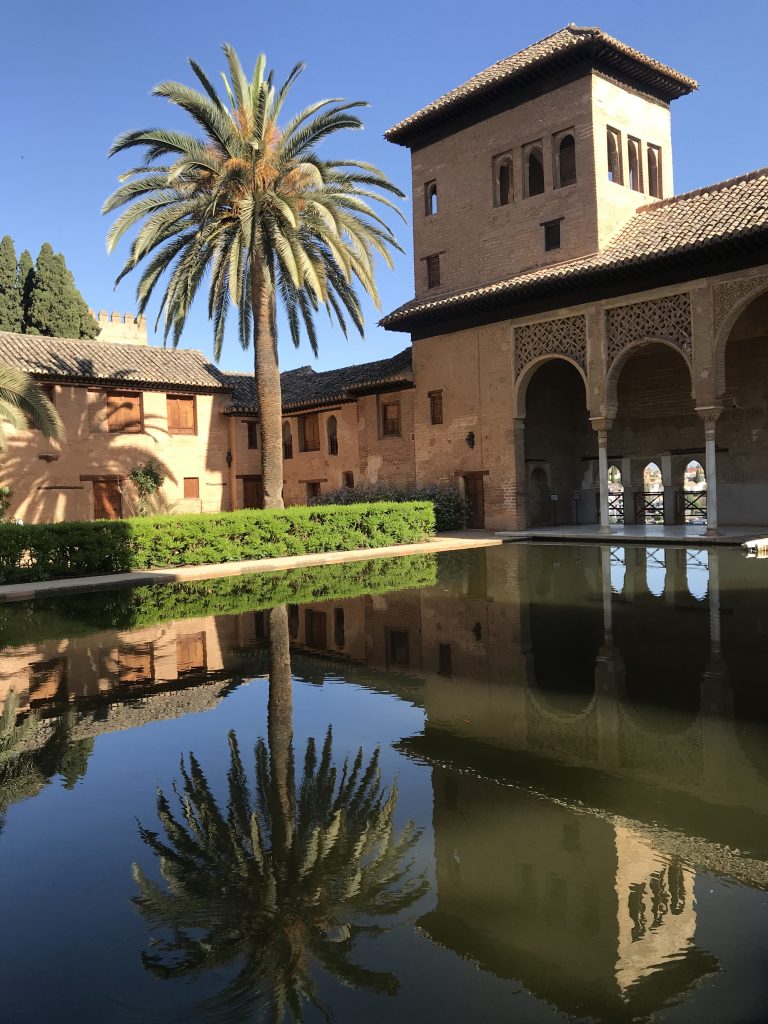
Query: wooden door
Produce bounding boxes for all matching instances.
[242,476,264,509]
[464,475,485,529]
[93,480,122,520]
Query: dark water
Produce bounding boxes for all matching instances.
[2,543,768,1024]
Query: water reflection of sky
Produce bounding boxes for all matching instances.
[686,548,709,601]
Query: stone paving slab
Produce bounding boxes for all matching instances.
[0,532,503,603]
[497,524,767,546]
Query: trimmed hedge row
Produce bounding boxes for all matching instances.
[0,553,438,650]
[0,502,435,583]
[311,483,466,531]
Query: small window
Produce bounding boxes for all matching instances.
[183,477,199,499]
[342,471,355,488]
[176,632,207,675]
[253,611,267,641]
[628,137,642,192]
[425,181,438,216]
[43,384,55,406]
[107,391,142,434]
[299,412,320,452]
[305,609,327,649]
[524,141,545,197]
[438,643,453,677]
[493,154,513,207]
[327,415,338,456]
[429,390,443,425]
[306,480,321,501]
[387,628,410,667]
[118,643,154,685]
[167,394,196,435]
[334,607,345,648]
[555,132,576,187]
[382,401,401,437]
[288,604,299,639]
[607,127,623,184]
[246,421,259,449]
[647,144,662,199]
[282,421,293,460]
[544,220,561,251]
[426,254,441,289]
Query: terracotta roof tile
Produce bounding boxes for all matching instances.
[381,168,768,331]
[386,25,697,145]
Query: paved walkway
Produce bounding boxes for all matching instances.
[498,524,767,546]
[0,531,503,603]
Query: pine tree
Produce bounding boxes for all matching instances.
[0,236,22,332]
[25,244,97,338]
[16,250,34,331]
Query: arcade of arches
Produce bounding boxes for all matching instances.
[514,277,768,532]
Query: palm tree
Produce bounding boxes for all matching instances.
[0,365,64,449]
[133,609,427,1021]
[104,47,403,508]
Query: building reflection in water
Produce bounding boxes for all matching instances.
[3,543,768,1020]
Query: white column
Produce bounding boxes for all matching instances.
[598,428,610,533]
[697,408,722,535]
[600,544,613,640]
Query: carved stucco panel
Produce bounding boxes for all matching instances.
[712,275,768,340]
[514,314,587,379]
[606,293,692,368]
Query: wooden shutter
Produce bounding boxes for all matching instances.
[107,392,141,433]
[167,395,196,434]
[176,632,207,675]
[382,402,401,436]
[93,480,123,520]
[305,610,327,649]
[184,477,200,499]
[118,644,154,684]
[303,413,320,451]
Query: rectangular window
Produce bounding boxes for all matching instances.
[183,477,199,499]
[647,143,662,199]
[429,390,443,425]
[246,421,259,449]
[253,611,267,641]
[118,643,154,685]
[283,422,293,460]
[299,412,320,452]
[543,220,561,251]
[106,391,142,433]
[305,609,327,649]
[607,126,623,184]
[438,643,453,677]
[306,480,321,501]
[387,628,410,667]
[334,607,345,648]
[426,254,441,289]
[176,632,207,675]
[342,471,355,488]
[382,401,401,437]
[167,394,197,435]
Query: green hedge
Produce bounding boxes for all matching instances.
[0,502,435,583]
[0,554,438,650]
[311,483,466,531]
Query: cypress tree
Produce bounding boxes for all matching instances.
[64,266,99,339]
[17,250,34,331]
[0,236,22,332]
[25,244,96,338]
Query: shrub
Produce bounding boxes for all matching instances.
[0,502,435,584]
[312,483,466,531]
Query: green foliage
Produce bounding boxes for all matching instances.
[133,727,427,1019]
[0,553,437,650]
[24,243,97,339]
[313,482,466,531]
[0,487,11,520]
[0,236,22,332]
[16,250,34,328]
[0,363,65,448]
[129,458,166,516]
[0,502,435,582]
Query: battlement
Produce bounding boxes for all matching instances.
[90,309,148,345]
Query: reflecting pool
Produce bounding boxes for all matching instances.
[1,543,768,1023]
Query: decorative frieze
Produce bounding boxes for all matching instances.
[606,293,692,368]
[712,275,768,340]
[514,314,587,378]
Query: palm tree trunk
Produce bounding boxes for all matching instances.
[252,265,284,509]
[267,603,293,856]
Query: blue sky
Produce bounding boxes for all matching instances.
[2,0,766,372]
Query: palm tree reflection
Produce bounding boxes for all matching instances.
[133,606,427,1022]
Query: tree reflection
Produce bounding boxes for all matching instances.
[133,605,427,1022]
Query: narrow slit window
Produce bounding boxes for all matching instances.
[494,154,513,207]
[607,127,623,184]
[556,133,576,187]
[628,137,642,192]
[524,142,545,197]
[282,421,293,460]
[647,144,662,199]
[327,415,338,456]
[299,413,320,452]
[246,421,259,449]
[429,390,443,425]
[426,253,440,289]
[425,181,438,216]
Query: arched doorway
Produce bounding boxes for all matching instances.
[522,359,595,526]
[639,462,664,525]
[717,290,768,524]
[608,464,624,523]
[680,460,707,524]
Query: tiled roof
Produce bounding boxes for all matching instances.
[386,25,697,146]
[223,347,413,412]
[381,168,768,332]
[0,333,226,391]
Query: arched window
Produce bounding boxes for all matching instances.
[641,461,664,525]
[425,181,438,216]
[494,155,513,207]
[608,464,624,524]
[557,134,576,187]
[686,549,708,602]
[327,415,338,456]
[647,144,662,199]
[646,547,666,597]
[628,137,642,192]
[610,546,626,594]
[607,127,623,184]
[683,460,707,524]
[526,144,545,197]
[644,462,663,492]
[282,421,293,460]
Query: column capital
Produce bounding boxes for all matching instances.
[695,405,723,425]
[589,416,614,434]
